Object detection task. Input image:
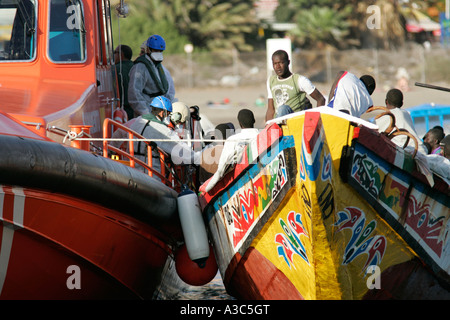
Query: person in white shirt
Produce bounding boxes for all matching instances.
[327,71,376,118]
[375,88,428,155]
[205,109,259,192]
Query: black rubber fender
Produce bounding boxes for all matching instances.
[0,135,179,230]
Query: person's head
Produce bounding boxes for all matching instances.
[423,127,444,152]
[139,41,147,56]
[150,96,172,122]
[423,126,445,140]
[214,123,231,141]
[237,108,255,129]
[171,101,190,126]
[271,50,291,79]
[439,134,450,159]
[360,75,376,95]
[385,88,403,109]
[145,35,165,62]
[114,45,132,63]
[432,125,444,133]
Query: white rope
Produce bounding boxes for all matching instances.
[70,137,256,143]
[63,130,93,144]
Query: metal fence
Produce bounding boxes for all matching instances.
[165,43,450,90]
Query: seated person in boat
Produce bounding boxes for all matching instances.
[426,133,450,184]
[199,123,234,184]
[440,135,450,160]
[375,88,428,155]
[265,50,325,121]
[204,109,259,192]
[423,126,445,155]
[327,71,376,118]
[169,101,192,140]
[128,96,202,177]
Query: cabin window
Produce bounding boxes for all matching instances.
[0,0,37,61]
[48,0,86,62]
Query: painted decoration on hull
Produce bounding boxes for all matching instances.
[216,151,289,251]
[252,192,316,300]
[275,210,310,268]
[206,110,447,300]
[252,112,417,299]
[334,207,386,273]
[348,143,449,278]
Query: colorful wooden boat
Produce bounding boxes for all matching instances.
[199,106,450,300]
[0,0,216,299]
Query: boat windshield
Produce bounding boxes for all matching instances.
[48,0,86,63]
[0,0,37,61]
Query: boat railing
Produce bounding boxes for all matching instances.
[367,106,419,158]
[102,118,180,189]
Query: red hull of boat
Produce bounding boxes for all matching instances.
[0,186,172,299]
[224,248,304,300]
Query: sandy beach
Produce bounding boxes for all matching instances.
[176,83,450,131]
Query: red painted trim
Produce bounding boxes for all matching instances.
[303,111,321,153]
[224,247,304,300]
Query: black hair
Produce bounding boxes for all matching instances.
[215,123,232,140]
[386,88,403,108]
[119,45,133,60]
[272,50,289,61]
[237,109,255,128]
[360,75,376,95]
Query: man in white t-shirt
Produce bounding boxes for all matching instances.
[327,71,376,118]
[266,50,325,121]
[205,109,260,192]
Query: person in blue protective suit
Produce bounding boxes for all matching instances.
[128,96,201,179]
[128,35,176,118]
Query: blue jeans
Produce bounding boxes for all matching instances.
[275,104,293,118]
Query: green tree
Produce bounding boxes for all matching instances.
[274,0,409,49]
[289,5,352,49]
[187,1,258,52]
[111,0,258,54]
[111,0,190,56]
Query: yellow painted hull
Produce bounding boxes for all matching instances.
[200,108,449,299]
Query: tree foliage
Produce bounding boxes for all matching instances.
[289,5,352,48]
[111,0,258,55]
[111,0,443,55]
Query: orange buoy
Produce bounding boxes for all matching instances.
[113,107,128,125]
[175,244,218,286]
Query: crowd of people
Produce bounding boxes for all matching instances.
[112,37,449,189]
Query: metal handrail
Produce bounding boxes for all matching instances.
[102,118,178,188]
